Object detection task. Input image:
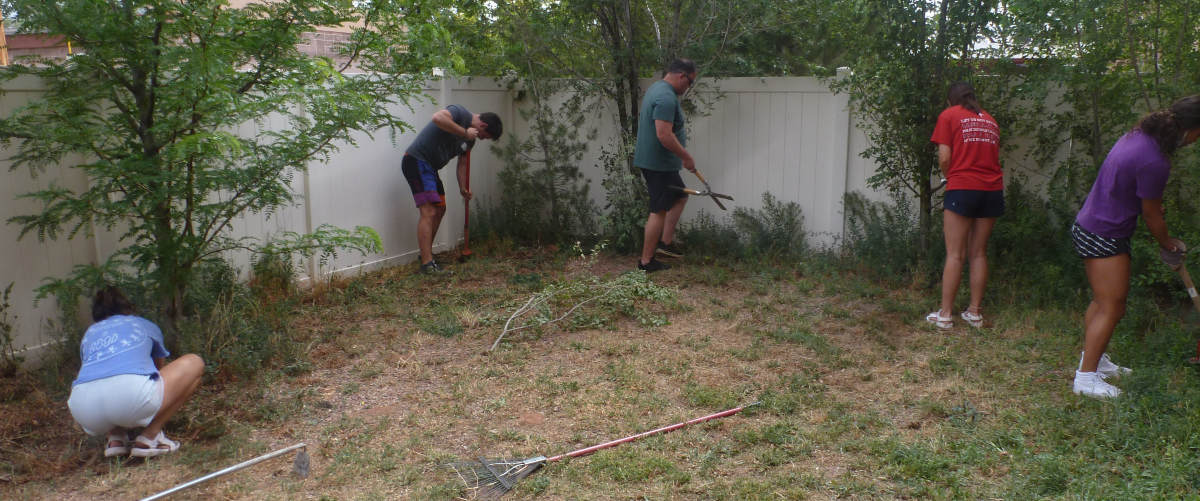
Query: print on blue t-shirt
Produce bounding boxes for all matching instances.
[73,315,169,386]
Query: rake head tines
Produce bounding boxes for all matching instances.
[448,457,546,500]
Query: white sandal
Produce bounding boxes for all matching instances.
[104,432,129,457]
[130,431,179,458]
[925,310,952,329]
[961,310,984,328]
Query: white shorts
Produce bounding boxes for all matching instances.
[68,373,164,436]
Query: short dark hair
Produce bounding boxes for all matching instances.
[665,58,697,77]
[480,112,503,140]
[92,285,134,322]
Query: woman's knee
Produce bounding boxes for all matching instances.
[170,353,205,379]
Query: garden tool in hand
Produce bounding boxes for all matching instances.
[670,184,733,211]
[1161,245,1200,364]
[688,169,730,210]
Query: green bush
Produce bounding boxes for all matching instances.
[680,192,808,260]
[841,191,927,284]
[731,193,808,258]
[176,259,301,377]
[0,284,22,377]
[598,142,649,253]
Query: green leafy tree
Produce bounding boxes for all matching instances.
[0,0,455,326]
[833,0,998,252]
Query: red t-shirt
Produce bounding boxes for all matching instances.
[930,105,1003,191]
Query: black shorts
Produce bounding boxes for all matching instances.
[944,189,1004,218]
[1071,221,1131,258]
[640,168,687,213]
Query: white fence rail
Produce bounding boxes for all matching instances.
[2,74,885,363]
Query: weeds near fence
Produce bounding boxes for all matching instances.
[0,284,22,378]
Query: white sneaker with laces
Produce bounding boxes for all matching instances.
[924,310,952,329]
[1073,370,1121,399]
[1078,352,1132,379]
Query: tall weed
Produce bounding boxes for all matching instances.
[680,193,807,260]
[842,192,927,284]
[598,141,648,253]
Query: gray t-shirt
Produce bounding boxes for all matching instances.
[405,104,475,169]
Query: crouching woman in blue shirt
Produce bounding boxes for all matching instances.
[67,286,204,458]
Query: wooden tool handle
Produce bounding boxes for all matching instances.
[1177,264,1200,313]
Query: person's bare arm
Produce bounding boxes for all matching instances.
[1142,198,1182,251]
[432,109,477,140]
[937,144,951,179]
[154,357,166,370]
[655,120,695,172]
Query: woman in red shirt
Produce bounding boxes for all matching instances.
[926,82,1004,329]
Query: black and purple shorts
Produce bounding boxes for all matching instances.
[402,154,446,208]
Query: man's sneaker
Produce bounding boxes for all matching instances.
[961,310,984,328]
[1078,352,1132,379]
[1073,370,1121,399]
[637,258,670,273]
[655,241,684,258]
[419,260,446,274]
[924,310,952,329]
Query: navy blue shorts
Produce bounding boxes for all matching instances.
[641,168,688,213]
[944,189,1004,218]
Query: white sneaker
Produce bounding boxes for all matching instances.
[925,310,952,329]
[1078,352,1132,379]
[1073,370,1121,399]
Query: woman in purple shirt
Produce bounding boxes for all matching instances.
[67,287,205,457]
[1071,95,1200,399]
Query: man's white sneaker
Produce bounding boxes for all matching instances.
[1073,370,1121,399]
[1078,352,1132,379]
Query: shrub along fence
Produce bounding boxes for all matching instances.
[0,71,943,364]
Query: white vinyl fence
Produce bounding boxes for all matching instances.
[2,72,886,364]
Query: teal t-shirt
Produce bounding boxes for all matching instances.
[633,80,687,172]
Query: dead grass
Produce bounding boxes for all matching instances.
[1,249,1039,500]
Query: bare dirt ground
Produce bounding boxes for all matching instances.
[0,251,1021,500]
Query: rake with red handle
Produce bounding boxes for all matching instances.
[458,149,473,262]
[449,402,759,499]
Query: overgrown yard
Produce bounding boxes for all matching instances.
[3,247,1200,500]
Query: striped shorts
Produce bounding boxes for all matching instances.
[1071,221,1131,259]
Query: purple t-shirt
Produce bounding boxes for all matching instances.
[1075,131,1170,239]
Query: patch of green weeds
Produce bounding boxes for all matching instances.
[927,355,960,377]
[683,383,739,409]
[418,306,464,337]
[679,335,711,350]
[730,336,766,361]
[603,360,644,389]
[588,447,686,484]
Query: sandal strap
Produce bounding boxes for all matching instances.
[154,431,180,452]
